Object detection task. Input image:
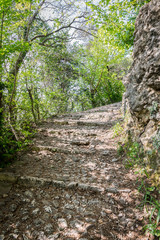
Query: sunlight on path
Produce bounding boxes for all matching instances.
[0,103,149,240]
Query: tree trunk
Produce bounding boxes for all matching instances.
[0,11,5,130]
[0,87,3,129]
[34,88,40,121]
[27,88,37,124]
[90,89,97,108]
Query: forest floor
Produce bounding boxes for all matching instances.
[0,103,153,240]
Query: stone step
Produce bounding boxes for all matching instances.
[0,173,131,196]
[0,173,104,194]
[34,146,96,155]
[76,121,114,127]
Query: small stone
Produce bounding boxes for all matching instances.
[111,158,118,162]
[22,209,29,215]
[127,221,134,227]
[44,224,54,234]
[65,194,71,199]
[42,213,50,221]
[53,213,61,220]
[88,199,99,205]
[78,184,89,191]
[118,189,131,193]
[71,140,89,146]
[66,214,72,220]
[83,212,95,217]
[52,200,59,208]
[23,235,29,240]
[44,206,52,213]
[119,198,126,205]
[22,198,30,203]
[101,150,109,156]
[10,204,18,212]
[32,208,39,215]
[11,234,19,239]
[61,174,70,180]
[34,218,45,226]
[72,156,80,162]
[109,198,114,204]
[121,221,127,227]
[42,200,49,205]
[37,231,45,238]
[86,218,96,224]
[48,233,60,239]
[24,190,33,198]
[118,213,123,218]
[105,187,118,193]
[2,194,8,198]
[70,220,83,228]
[67,182,78,189]
[88,186,101,193]
[22,215,29,222]
[31,199,36,206]
[73,200,79,205]
[58,218,68,230]
[64,204,74,210]
[54,196,60,200]
[105,209,112,214]
[101,211,107,217]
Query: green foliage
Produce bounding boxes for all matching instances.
[152,131,160,154]
[89,0,151,49]
[144,223,160,238]
[0,121,34,168]
[119,137,160,238]
[0,126,17,167]
[149,101,158,116]
[137,173,160,238]
[118,140,144,168]
[74,28,127,109]
[0,0,141,166]
[145,130,160,170]
[112,122,123,137]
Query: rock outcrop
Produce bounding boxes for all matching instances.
[124,0,160,169]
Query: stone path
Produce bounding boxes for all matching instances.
[0,103,150,240]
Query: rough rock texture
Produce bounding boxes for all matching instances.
[124,0,160,169]
[0,103,153,239]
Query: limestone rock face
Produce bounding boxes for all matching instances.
[124,0,160,167]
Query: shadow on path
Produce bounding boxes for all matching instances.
[0,102,150,240]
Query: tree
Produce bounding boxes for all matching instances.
[74,28,126,109]
[0,0,92,165]
[1,0,92,123]
[87,0,151,49]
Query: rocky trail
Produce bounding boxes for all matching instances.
[0,103,150,240]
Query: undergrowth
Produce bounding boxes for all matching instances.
[0,124,35,168]
[112,122,123,137]
[118,140,160,238]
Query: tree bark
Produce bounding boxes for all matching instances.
[27,88,37,124]
[6,0,45,124]
[34,87,40,121]
[0,11,5,129]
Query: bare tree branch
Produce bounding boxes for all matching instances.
[25,0,46,40]
[30,15,91,42]
[70,26,97,38]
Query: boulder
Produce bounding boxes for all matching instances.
[124,0,160,170]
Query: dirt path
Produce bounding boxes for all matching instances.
[0,103,149,240]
